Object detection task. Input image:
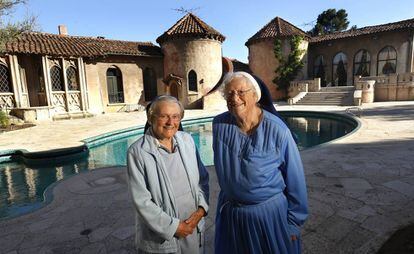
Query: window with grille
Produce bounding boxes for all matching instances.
[332,52,348,86]
[0,64,11,93]
[106,67,124,103]
[377,46,397,75]
[50,66,64,91]
[353,49,371,77]
[66,66,79,90]
[143,67,157,101]
[188,70,197,92]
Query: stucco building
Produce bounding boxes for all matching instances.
[0,13,226,121]
[246,17,414,101]
[1,14,413,121]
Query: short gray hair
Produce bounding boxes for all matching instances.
[221,72,261,101]
[147,95,184,124]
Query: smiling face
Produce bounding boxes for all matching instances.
[151,101,181,141]
[225,77,258,118]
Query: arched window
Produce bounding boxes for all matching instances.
[0,64,12,93]
[377,46,397,75]
[66,66,79,90]
[332,52,348,86]
[106,67,124,103]
[188,70,197,92]
[313,55,326,87]
[50,65,64,91]
[143,67,157,101]
[353,49,371,77]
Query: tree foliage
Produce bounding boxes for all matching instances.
[273,35,305,98]
[0,0,35,50]
[309,8,350,36]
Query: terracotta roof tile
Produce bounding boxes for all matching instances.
[4,32,162,57]
[310,17,414,43]
[156,13,225,44]
[246,17,309,46]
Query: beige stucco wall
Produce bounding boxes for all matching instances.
[84,55,163,114]
[161,38,222,107]
[308,30,414,86]
[248,38,309,100]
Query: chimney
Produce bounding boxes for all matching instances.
[58,25,68,36]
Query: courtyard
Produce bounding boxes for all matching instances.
[0,101,413,253]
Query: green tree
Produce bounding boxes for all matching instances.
[336,60,347,86]
[0,0,36,50]
[273,35,305,98]
[309,8,350,36]
[316,58,326,86]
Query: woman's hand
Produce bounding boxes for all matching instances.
[175,221,194,238]
[291,235,297,241]
[185,207,206,230]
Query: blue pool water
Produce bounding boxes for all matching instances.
[0,112,357,219]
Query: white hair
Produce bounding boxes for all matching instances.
[221,72,261,102]
[147,95,184,124]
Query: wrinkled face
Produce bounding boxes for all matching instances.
[151,101,181,140]
[224,77,257,118]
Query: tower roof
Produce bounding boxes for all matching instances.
[156,13,225,44]
[246,16,308,46]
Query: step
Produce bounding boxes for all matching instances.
[320,86,355,92]
[52,112,95,121]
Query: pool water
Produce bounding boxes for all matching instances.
[0,113,356,219]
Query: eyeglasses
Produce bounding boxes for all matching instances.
[224,88,253,99]
[156,114,181,122]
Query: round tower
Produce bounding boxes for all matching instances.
[246,17,309,100]
[157,13,225,108]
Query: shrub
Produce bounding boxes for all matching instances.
[0,110,10,128]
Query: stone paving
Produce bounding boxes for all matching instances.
[0,101,414,253]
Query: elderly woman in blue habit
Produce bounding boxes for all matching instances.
[213,72,308,254]
[127,95,209,254]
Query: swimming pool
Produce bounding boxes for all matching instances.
[0,111,358,219]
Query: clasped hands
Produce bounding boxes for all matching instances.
[174,207,205,238]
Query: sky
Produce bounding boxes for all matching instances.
[10,0,414,62]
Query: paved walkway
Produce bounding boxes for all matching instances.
[1,101,414,253]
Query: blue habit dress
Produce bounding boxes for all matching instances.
[213,110,308,254]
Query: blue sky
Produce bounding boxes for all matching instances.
[11,0,414,62]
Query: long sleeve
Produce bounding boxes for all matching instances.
[195,147,209,213]
[126,150,179,241]
[280,129,308,236]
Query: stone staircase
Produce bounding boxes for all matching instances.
[295,86,355,106]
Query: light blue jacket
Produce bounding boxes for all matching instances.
[127,131,209,253]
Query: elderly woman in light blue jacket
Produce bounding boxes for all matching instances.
[127,95,209,254]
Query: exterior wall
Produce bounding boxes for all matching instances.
[248,38,309,100]
[161,38,222,107]
[308,30,413,86]
[248,40,280,99]
[84,55,163,114]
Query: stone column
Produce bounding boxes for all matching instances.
[8,55,22,107]
[77,57,88,111]
[61,58,70,112]
[409,32,414,73]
